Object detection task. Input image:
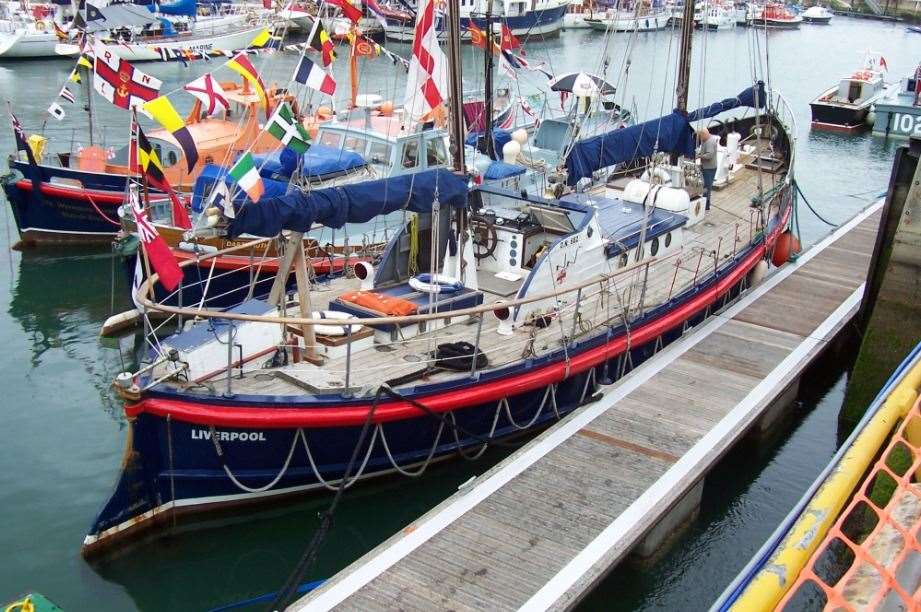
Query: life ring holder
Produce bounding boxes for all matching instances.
[310,310,363,336]
[409,273,463,294]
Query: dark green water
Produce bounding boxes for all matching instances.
[0,17,919,611]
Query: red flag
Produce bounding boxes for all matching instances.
[325,0,362,23]
[468,23,486,48]
[130,185,182,292]
[500,23,521,52]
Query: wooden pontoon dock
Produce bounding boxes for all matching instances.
[289,200,884,611]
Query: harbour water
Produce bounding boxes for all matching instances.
[0,17,919,611]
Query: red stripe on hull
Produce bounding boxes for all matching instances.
[15,179,166,205]
[127,232,779,428]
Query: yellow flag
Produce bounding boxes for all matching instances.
[143,95,186,133]
[249,28,271,48]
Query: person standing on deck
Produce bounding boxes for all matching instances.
[696,128,718,211]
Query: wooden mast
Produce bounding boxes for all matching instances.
[674,0,695,116]
[483,0,496,160]
[446,0,465,173]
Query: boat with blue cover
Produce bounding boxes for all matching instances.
[86,74,800,552]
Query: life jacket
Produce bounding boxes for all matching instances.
[339,291,418,316]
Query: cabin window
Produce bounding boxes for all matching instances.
[368,141,392,164]
[650,236,659,257]
[847,81,861,103]
[426,138,448,167]
[149,138,181,168]
[343,136,367,155]
[665,232,672,248]
[618,253,628,268]
[401,140,420,168]
[318,131,343,148]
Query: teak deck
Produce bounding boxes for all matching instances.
[290,201,883,611]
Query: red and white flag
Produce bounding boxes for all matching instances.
[129,184,183,292]
[93,43,162,111]
[403,0,447,123]
[183,74,229,117]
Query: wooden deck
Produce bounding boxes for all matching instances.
[289,200,883,612]
[223,164,777,397]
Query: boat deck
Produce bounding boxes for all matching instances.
[289,200,882,611]
[219,163,779,397]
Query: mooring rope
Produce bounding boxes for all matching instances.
[794,180,838,227]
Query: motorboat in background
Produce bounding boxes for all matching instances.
[748,2,802,27]
[699,3,737,29]
[584,4,669,31]
[810,52,888,131]
[802,5,832,23]
[381,0,567,41]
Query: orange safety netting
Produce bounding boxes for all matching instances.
[779,396,921,611]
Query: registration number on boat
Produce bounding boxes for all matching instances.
[893,112,921,136]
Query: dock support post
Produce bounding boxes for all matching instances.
[629,479,704,563]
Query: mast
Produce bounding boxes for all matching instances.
[445,0,465,172]
[674,0,695,115]
[483,0,496,160]
[670,0,695,165]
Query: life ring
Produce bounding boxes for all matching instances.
[310,310,362,336]
[35,20,45,31]
[409,273,463,294]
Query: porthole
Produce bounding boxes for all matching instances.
[665,232,672,248]
[650,237,659,257]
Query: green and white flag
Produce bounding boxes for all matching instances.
[265,102,311,154]
[229,152,264,203]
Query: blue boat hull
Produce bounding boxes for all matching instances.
[83,211,790,554]
[2,161,131,246]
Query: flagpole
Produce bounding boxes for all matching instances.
[85,37,95,146]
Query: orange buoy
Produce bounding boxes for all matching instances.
[379,100,395,116]
[772,230,801,267]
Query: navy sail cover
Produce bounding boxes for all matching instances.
[227,169,469,238]
[565,82,766,185]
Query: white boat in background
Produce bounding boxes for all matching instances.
[563,0,599,28]
[55,22,270,62]
[702,4,736,29]
[584,7,669,31]
[802,4,832,23]
[0,1,69,59]
[381,0,568,42]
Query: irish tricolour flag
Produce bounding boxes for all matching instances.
[229,152,264,203]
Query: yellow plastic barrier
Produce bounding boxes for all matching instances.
[731,358,921,611]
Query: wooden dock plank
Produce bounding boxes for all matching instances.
[292,204,883,612]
